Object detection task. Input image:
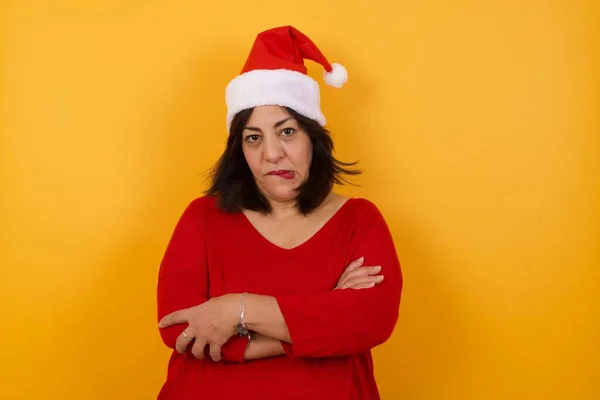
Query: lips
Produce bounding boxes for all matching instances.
[267,170,295,179]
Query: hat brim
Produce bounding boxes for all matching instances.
[225,69,326,132]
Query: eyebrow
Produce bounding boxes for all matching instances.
[244,117,294,132]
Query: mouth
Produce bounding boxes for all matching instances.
[267,170,295,179]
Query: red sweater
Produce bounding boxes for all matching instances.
[156,195,403,400]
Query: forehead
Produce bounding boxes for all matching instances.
[247,106,295,126]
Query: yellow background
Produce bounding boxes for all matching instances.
[1,1,598,399]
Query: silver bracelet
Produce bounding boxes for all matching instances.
[236,292,251,339]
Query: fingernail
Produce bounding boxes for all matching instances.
[378,275,384,281]
[358,256,364,262]
[374,266,382,271]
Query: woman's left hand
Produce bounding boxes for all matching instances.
[159,294,240,362]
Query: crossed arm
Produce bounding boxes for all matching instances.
[156,202,402,362]
[222,257,384,361]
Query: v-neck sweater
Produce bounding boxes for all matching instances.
[156,195,403,400]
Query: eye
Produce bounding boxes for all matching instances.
[245,134,260,143]
[281,127,296,136]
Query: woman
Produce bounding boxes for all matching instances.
[156,26,403,399]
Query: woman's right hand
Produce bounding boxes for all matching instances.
[335,257,384,290]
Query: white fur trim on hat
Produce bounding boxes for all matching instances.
[225,69,326,132]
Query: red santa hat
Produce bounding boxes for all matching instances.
[225,25,348,131]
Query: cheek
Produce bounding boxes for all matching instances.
[306,146,313,167]
[242,148,261,174]
[293,143,313,172]
[304,140,313,166]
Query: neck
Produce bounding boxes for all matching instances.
[266,198,300,220]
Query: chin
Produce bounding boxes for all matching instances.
[264,185,299,202]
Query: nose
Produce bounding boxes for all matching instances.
[263,135,284,163]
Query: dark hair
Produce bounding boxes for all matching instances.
[205,106,361,215]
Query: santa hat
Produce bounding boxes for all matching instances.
[225,25,348,131]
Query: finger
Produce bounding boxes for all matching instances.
[350,282,377,289]
[335,257,366,289]
[191,338,207,359]
[159,309,189,328]
[344,275,384,289]
[209,342,223,362]
[176,328,194,354]
[347,266,382,278]
[345,257,365,272]
[337,266,381,289]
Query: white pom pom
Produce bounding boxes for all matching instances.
[323,63,348,88]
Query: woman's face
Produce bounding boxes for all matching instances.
[241,106,313,203]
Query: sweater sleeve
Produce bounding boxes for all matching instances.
[156,200,249,362]
[274,204,403,358]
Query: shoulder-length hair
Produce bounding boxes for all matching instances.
[205,106,361,215]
